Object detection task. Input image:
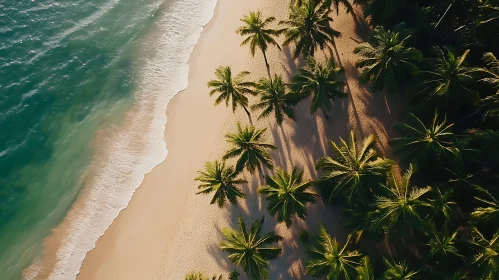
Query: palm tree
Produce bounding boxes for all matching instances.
[383,259,419,280]
[223,123,276,172]
[429,187,457,223]
[426,230,461,259]
[306,226,362,279]
[258,167,316,227]
[220,217,282,280]
[475,52,499,118]
[479,0,499,27]
[291,57,346,119]
[195,160,247,208]
[281,0,341,58]
[471,185,499,225]
[371,165,431,236]
[316,132,392,204]
[342,203,381,242]
[416,47,478,112]
[208,66,256,121]
[477,1,499,45]
[355,256,375,280]
[354,0,408,25]
[353,26,422,92]
[476,52,499,94]
[322,0,354,15]
[469,228,499,279]
[185,273,223,280]
[390,112,458,168]
[251,75,300,125]
[236,11,282,81]
[229,270,240,280]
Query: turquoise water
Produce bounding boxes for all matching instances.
[0,0,164,278]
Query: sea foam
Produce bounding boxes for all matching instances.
[40,0,218,278]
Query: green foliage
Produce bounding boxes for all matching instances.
[228,270,239,280]
[236,10,282,75]
[469,228,499,279]
[477,52,499,94]
[299,229,311,244]
[416,47,478,113]
[281,0,340,58]
[207,66,256,117]
[475,52,499,118]
[195,160,247,208]
[220,217,282,280]
[223,123,276,173]
[428,187,457,223]
[357,0,408,26]
[291,57,346,118]
[471,185,499,225]
[383,259,419,280]
[466,129,499,173]
[184,273,222,280]
[426,230,461,259]
[371,165,431,236]
[237,10,282,57]
[355,256,375,280]
[306,226,362,280]
[477,0,499,46]
[258,166,316,227]
[322,0,354,15]
[316,132,391,204]
[251,75,300,125]
[354,26,422,92]
[390,112,458,168]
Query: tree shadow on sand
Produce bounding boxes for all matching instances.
[281,44,307,81]
[341,61,406,157]
[204,4,407,279]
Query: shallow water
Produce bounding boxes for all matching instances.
[0,0,217,278]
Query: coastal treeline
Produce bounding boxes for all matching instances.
[187,0,499,279]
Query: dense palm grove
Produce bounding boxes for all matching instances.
[187,0,499,279]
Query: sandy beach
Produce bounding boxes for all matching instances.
[77,0,403,278]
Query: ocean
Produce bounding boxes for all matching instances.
[0,0,217,279]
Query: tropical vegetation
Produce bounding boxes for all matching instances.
[237,11,283,80]
[194,0,499,278]
[317,132,391,204]
[291,57,346,118]
[195,160,246,208]
[207,66,256,120]
[251,75,300,125]
[219,217,282,280]
[354,26,422,92]
[258,167,316,227]
[306,226,362,279]
[223,123,275,173]
[281,0,340,58]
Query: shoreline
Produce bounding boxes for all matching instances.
[25,0,220,279]
[77,0,403,278]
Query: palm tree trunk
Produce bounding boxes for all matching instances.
[262,49,273,83]
[435,0,456,29]
[243,106,253,124]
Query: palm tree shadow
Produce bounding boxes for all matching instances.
[324,42,367,140]
[281,44,306,80]
[269,123,293,169]
[353,9,371,42]
[268,196,348,280]
[341,62,405,157]
[206,232,232,270]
